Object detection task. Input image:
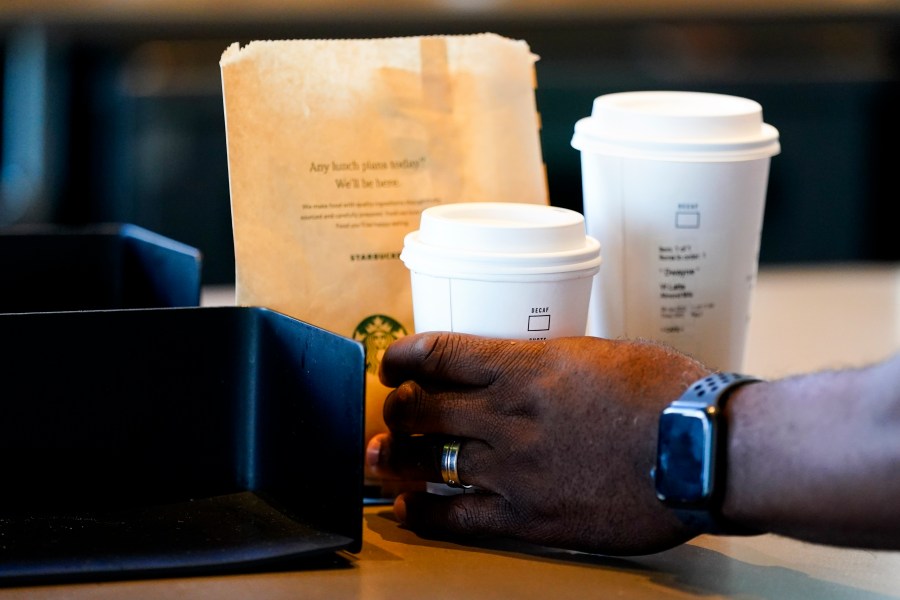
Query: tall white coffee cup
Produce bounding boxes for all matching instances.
[571,91,780,371]
[401,202,601,340]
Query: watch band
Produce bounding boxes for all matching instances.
[657,372,761,536]
[671,372,759,412]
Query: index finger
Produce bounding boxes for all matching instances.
[379,331,525,388]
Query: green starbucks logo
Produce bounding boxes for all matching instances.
[353,315,408,375]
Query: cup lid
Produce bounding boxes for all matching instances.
[571,91,780,162]
[401,202,601,278]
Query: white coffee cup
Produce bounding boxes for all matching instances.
[571,91,780,371]
[401,202,601,340]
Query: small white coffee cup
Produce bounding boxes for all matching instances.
[571,91,780,371]
[401,202,601,340]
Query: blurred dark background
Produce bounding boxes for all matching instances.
[2,2,899,284]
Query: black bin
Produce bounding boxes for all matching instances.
[0,306,364,583]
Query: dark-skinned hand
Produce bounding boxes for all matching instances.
[365,331,711,555]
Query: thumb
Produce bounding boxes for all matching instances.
[380,332,524,388]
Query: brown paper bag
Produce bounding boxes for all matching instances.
[220,33,548,456]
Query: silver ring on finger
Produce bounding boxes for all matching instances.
[440,439,472,489]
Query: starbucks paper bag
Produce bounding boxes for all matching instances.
[220,34,547,448]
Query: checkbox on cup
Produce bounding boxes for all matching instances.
[528,315,551,331]
[675,211,701,228]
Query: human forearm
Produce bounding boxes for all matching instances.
[723,355,900,549]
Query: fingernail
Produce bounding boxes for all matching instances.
[366,434,386,473]
[392,382,410,402]
[393,494,407,524]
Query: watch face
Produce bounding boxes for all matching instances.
[656,407,714,505]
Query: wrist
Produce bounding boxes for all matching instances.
[720,377,775,532]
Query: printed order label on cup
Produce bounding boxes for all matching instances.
[631,232,738,358]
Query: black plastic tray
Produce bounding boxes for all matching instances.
[0,306,364,584]
[0,223,201,313]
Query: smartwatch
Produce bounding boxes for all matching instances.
[653,372,761,535]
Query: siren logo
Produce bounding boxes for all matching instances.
[353,315,408,375]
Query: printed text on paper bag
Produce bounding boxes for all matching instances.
[304,156,437,230]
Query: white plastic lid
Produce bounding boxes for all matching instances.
[571,91,780,162]
[401,202,601,278]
